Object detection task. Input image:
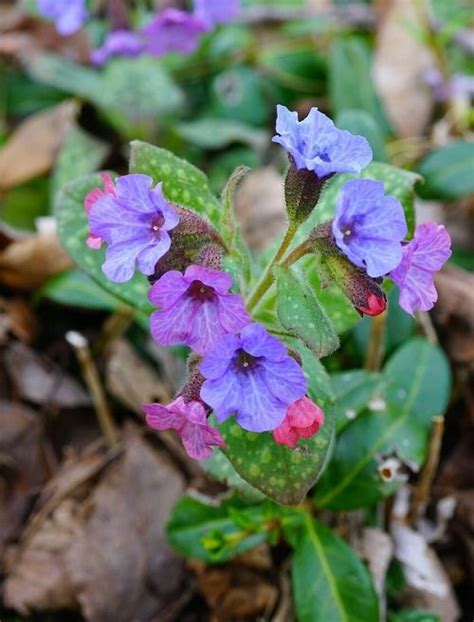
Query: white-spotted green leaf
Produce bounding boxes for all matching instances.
[129,140,221,225]
[275,266,339,358]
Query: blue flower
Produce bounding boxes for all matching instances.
[272,105,372,178]
[37,0,88,36]
[332,179,407,278]
[200,323,307,433]
[87,174,179,283]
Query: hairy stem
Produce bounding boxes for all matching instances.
[246,223,297,312]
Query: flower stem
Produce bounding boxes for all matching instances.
[364,311,387,371]
[246,224,297,312]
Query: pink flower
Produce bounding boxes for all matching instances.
[273,397,324,448]
[149,265,251,356]
[390,222,451,315]
[143,396,225,460]
[83,173,116,250]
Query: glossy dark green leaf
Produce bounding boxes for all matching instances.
[388,610,441,622]
[292,516,379,622]
[55,174,151,313]
[166,495,275,563]
[329,37,390,135]
[331,370,385,433]
[313,338,451,510]
[417,141,474,199]
[275,266,339,358]
[129,140,221,225]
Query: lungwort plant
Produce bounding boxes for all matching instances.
[56,106,452,622]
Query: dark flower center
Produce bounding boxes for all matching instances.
[319,151,331,162]
[339,219,358,243]
[187,280,216,301]
[150,212,165,237]
[234,349,261,372]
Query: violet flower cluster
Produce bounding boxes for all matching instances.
[36,0,88,36]
[273,105,452,317]
[92,0,240,65]
[85,167,319,460]
[83,104,451,461]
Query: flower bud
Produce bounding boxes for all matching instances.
[150,206,227,282]
[284,157,331,227]
[273,396,324,448]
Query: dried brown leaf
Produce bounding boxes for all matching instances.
[373,0,435,138]
[0,227,73,290]
[0,297,38,344]
[0,101,78,190]
[235,166,286,252]
[4,429,186,621]
[5,342,91,408]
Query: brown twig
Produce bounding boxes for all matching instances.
[66,330,119,448]
[409,416,445,523]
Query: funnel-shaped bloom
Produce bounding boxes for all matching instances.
[390,222,451,315]
[194,0,239,26]
[332,179,408,278]
[143,397,225,460]
[37,0,88,35]
[87,174,179,283]
[149,265,251,356]
[200,323,307,433]
[272,105,372,178]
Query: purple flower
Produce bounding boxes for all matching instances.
[143,397,225,460]
[140,8,207,56]
[88,174,179,283]
[194,0,240,27]
[332,179,408,278]
[149,265,251,356]
[37,0,88,36]
[390,222,451,315]
[91,30,145,66]
[200,323,307,433]
[272,105,372,178]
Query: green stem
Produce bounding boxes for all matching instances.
[246,224,297,312]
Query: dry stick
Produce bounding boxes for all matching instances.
[364,311,387,372]
[66,330,119,448]
[409,416,445,524]
[93,304,135,355]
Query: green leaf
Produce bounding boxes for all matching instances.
[417,141,474,199]
[331,370,385,433]
[129,140,221,225]
[55,174,151,313]
[214,344,335,505]
[175,118,268,151]
[51,125,109,202]
[388,610,441,622]
[25,53,184,137]
[313,338,451,510]
[275,266,339,358]
[201,451,265,502]
[166,495,275,563]
[292,516,379,622]
[38,269,120,311]
[329,37,390,136]
[336,109,387,162]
